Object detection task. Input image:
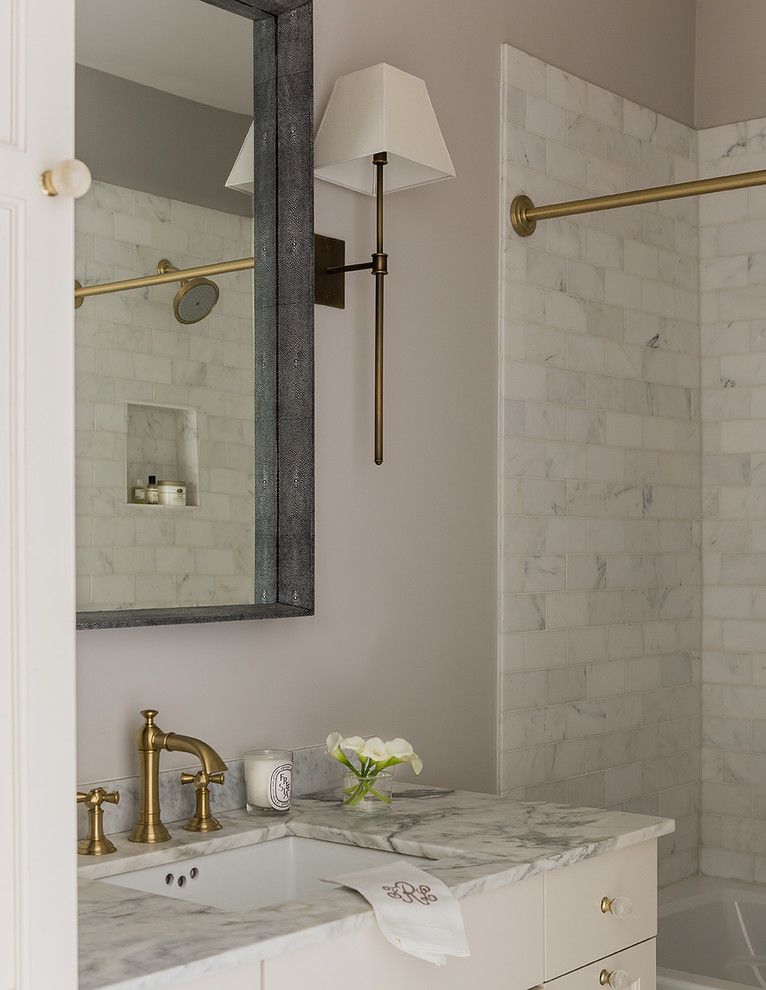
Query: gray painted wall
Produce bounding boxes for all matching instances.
[76,65,253,217]
[503,0,697,127]
[696,0,766,128]
[76,0,702,793]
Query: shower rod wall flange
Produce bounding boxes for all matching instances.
[510,167,766,237]
[72,256,255,305]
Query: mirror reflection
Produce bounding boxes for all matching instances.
[74,0,258,613]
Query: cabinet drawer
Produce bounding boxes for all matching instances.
[544,938,655,990]
[545,841,657,979]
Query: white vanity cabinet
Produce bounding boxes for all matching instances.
[157,840,658,990]
[544,840,658,978]
[265,874,545,990]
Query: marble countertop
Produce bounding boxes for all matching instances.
[78,784,674,990]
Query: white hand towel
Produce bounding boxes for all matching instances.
[323,860,470,966]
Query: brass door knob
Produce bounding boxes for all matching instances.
[77,787,120,856]
[40,159,92,198]
[181,770,225,833]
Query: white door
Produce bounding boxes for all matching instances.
[0,0,78,987]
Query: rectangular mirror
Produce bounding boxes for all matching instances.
[74,0,314,629]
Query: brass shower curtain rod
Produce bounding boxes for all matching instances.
[511,167,766,236]
[73,256,254,305]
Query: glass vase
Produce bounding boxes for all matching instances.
[341,769,393,814]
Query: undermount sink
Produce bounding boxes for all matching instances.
[102,836,430,912]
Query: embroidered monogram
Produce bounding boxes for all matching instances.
[383,881,439,905]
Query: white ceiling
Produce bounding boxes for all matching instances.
[76,0,253,115]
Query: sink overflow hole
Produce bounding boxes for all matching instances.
[177,876,186,888]
[164,873,174,885]
[190,868,198,879]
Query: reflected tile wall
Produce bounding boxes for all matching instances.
[699,118,766,885]
[499,45,701,886]
[75,181,255,611]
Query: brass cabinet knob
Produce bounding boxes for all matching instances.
[77,787,120,856]
[40,159,92,198]
[181,769,225,833]
[600,895,633,917]
[600,969,633,989]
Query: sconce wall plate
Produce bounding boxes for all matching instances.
[314,234,346,309]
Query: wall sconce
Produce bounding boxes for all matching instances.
[226,122,254,195]
[314,63,455,465]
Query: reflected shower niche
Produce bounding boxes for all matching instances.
[76,388,256,612]
[127,403,200,508]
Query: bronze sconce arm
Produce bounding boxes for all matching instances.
[315,153,389,465]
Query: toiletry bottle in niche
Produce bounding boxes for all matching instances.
[146,476,159,505]
[131,479,146,504]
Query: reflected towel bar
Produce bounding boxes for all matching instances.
[510,168,766,237]
[73,256,254,306]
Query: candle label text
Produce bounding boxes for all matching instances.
[269,763,292,810]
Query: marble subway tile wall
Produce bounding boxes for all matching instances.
[699,119,766,884]
[75,182,254,610]
[500,45,701,885]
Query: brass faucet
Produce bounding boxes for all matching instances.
[129,709,227,844]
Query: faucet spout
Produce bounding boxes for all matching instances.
[164,733,227,776]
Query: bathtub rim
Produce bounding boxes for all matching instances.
[660,874,766,914]
[658,875,766,990]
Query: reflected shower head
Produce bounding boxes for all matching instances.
[157,259,220,325]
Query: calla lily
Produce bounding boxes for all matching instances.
[359,736,389,764]
[385,738,414,760]
[385,738,423,775]
[326,731,354,769]
[326,731,344,758]
[341,736,366,754]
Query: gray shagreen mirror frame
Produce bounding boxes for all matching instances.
[76,0,315,630]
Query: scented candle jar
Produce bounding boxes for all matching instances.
[244,749,293,814]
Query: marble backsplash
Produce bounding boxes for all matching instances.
[76,744,338,840]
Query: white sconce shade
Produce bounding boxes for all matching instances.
[314,63,455,196]
[226,122,254,195]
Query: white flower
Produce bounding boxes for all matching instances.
[385,738,423,775]
[359,736,389,764]
[326,732,345,760]
[385,738,414,760]
[327,730,422,775]
[341,736,366,754]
